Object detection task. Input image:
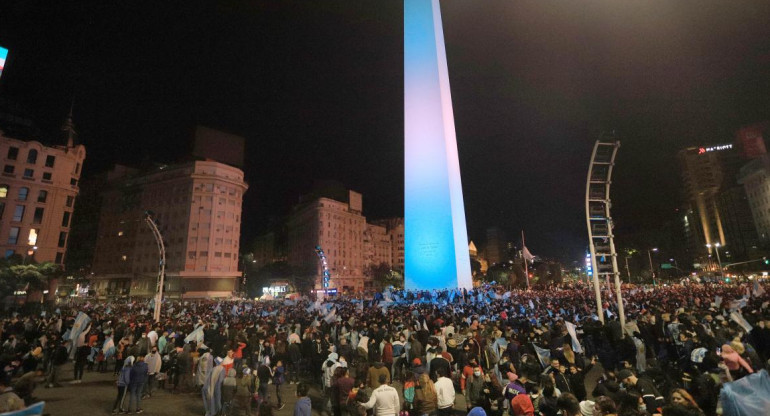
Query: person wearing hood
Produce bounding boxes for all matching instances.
[221,368,237,413]
[112,356,133,414]
[196,347,213,388]
[323,352,340,392]
[366,359,390,390]
[294,383,311,416]
[128,354,149,413]
[203,357,226,416]
[143,346,162,398]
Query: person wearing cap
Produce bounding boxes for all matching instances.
[359,374,399,416]
[617,369,663,413]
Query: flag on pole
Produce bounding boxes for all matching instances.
[324,307,337,324]
[185,325,205,344]
[522,246,535,262]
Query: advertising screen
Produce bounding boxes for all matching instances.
[0,46,7,81]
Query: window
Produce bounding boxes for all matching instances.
[26,149,37,164]
[7,147,18,160]
[57,232,67,248]
[37,190,47,203]
[55,252,63,264]
[62,211,71,227]
[4,250,14,258]
[214,252,222,257]
[0,185,7,198]
[0,202,4,219]
[8,227,19,245]
[3,165,14,174]
[75,163,81,174]
[70,178,78,186]
[188,251,196,259]
[27,229,38,246]
[23,169,33,179]
[18,187,28,201]
[42,172,52,181]
[33,207,44,224]
[199,251,208,257]
[12,205,24,222]
[45,155,55,168]
[66,196,74,207]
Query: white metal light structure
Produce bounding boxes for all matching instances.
[585,139,623,328]
[404,0,472,290]
[706,243,723,278]
[145,212,166,323]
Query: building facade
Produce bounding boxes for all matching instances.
[287,190,366,293]
[90,160,247,298]
[0,132,86,266]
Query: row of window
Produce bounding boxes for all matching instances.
[7,147,56,167]
[5,227,67,247]
[3,249,64,264]
[0,202,72,227]
[0,185,75,206]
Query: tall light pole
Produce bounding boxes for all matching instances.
[706,243,723,279]
[145,212,165,323]
[624,256,632,282]
[647,248,658,285]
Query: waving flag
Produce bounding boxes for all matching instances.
[522,246,535,262]
[185,324,205,344]
[67,312,91,344]
[565,322,583,353]
[533,344,551,368]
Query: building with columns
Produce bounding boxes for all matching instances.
[90,160,247,298]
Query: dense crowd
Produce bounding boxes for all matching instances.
[0,281,769,416]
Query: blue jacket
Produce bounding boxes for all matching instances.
[294,397,311,416]
[129,361,149,387]
[118,367,132,387]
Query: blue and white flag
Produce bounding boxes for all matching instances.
[67,312,91,342]
[565,322,583,353]
[1,401,45,416]
[324,307,337,324]
[185,325,205,344]
[533,344,551,368]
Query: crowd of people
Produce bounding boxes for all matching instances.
[0,280,769,416]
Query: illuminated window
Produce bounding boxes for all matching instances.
[118,231,124,236]
[27,229,38,246]
[0,185,7,198]
[121,255,127,261]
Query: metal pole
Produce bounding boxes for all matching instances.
[714,246,723,278]
[585,141,604,323]
[146,213,165,323]
[625,256,632,282]
[648,249,655,286]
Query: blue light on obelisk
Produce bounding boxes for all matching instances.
[405,0,472,290]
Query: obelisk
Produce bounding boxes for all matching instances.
[404,0,472,289]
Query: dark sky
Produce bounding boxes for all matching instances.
[2,0,770,262]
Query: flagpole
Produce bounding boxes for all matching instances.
[522,230,530,289]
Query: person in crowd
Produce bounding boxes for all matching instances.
[294,382,311,416]
[0,373,25,413]
[143,345,161,398]
[128,354,148,414]
[667,389,703,416]
[435,367,455,416]
[359,374,399,416]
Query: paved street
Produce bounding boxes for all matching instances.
[34,361,603,415]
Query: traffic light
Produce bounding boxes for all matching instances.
[764,257,769,265]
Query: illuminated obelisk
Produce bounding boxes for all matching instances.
[404,0,472,289]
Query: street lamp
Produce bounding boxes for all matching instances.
[706,243,723,279]
[647,248,658,285]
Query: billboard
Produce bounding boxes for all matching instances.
[0,45,7,81]
[735,123,767,160]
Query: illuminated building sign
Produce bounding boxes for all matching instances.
[404,0,472,289]
[585,253,593,276]
[698,144,732,154]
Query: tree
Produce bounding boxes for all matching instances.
[365,263,403,290]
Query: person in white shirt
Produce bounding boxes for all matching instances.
[434,368,455,416]
[361,374,400,416]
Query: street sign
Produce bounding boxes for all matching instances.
[661,263,673,269]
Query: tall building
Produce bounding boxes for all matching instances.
[90,160,247,298]
[739,154,770,241]
[0,129,86,267]
[287,188,366,293]
[485,227,507,265]
[369,218,405,273]
[678,144,746,261]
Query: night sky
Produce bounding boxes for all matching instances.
[2,1,770,262]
